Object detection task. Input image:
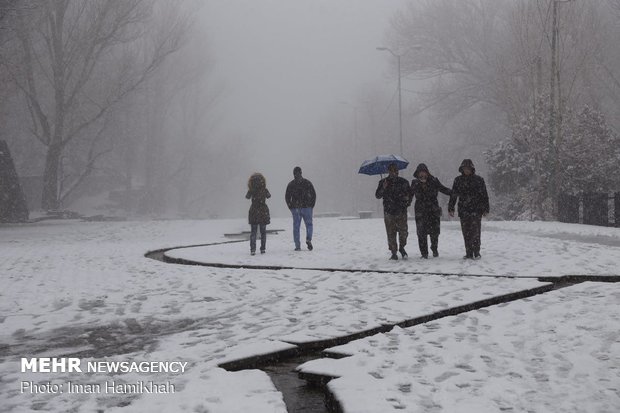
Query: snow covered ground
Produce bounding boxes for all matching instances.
[298,282,620,413]
[0,217,618,412]
[169,218,620,277]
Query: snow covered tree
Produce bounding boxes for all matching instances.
[485,95,554,220]
[562,106,620,194]
[486,101,620,220]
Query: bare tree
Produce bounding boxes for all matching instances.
[597,0,620,128]
[0,0,20,22]
[388,0,522,121]
[388,0,607,125]
[0,0,189,210]
[169,76,223,216]
[386,0,617,218]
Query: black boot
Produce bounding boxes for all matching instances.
[399,247,408,259]
[390,252,399,260]
[430,236,439,258]
[419,247,428,259]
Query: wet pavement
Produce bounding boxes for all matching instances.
[261,352,329,413]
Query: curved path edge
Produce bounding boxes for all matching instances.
[145,241,620,282]
[145,241,620,413]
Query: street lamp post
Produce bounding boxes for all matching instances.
[549,0,574,217]
[340,101,360,213]
[377,47,403,157]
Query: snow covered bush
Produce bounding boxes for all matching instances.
[562,106,620,193]
[486,100,620,220]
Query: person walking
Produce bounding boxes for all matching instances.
[246,173,271,255]
[285,166,316,251]
[375,163,412,260]
[448,159,489,259]
[410,163,452,258]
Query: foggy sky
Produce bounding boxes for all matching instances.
[199,0,409,215]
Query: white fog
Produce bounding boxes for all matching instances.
[1,1,620,413]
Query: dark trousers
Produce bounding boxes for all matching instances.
[460,215,482,257]
[415,215,440,256]
[250,224,267,252]
[384,212,408,253]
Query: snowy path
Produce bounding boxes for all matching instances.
[1,218,619,412]
[168,219,620,277]
[298,282,620,413]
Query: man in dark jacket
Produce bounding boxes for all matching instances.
[410,163,452,258]
[375,163,412,260]
[448,159,489,259]
[285,166,316,251]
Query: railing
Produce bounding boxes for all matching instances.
[558,192,619,227]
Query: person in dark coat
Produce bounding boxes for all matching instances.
[375,163,412,260]
[410,163,452,258]
[448,159,489,259]
[285,166,316,251]
[246,173,271,255]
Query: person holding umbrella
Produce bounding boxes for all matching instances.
[448,159,489,259]
[410,163,452,258]
[246,173,271,255]
[375,162,412,260]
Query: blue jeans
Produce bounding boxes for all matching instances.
[250,224,267,252]
[291,207,313,249]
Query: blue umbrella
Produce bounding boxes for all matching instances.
[358,154,409,176]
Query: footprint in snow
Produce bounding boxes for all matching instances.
[78,298,106,311]
[450,314,468,325]
[434,371,460,382]
[480,355,494,367]
[455,363,476,373]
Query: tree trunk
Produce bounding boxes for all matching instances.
[41,144,61,210]
[0,140,30,222]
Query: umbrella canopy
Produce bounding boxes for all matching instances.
[358,154,409,176]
